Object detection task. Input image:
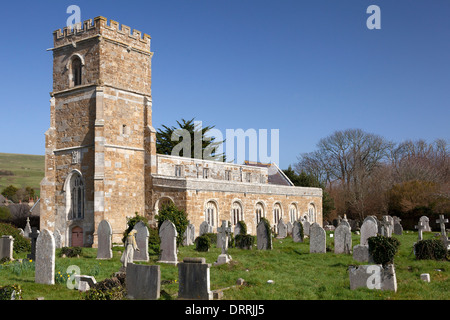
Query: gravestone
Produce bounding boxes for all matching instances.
[256,220,272,250]
[35,229,55,285]
[133,221,149,262]
[292,221,303,243]
[277,219,287,239]
[97,220,113,260]
[348,264,397,292]
[27,227,40,260]
[360,219,378,246]
[339,215,351,230]
[24,217,32,239]
[74,275,97,292]
[393,222,403,236]
[415,221,425,241]
[215,220,232,266]
[126,263,161,300]
[436,215,449,248]
[183,224,195,246]
[158,220,178,265]
[353,244,374,263]
[310,223,326,253]
[419,216,431,232]
[199,221,213,237]
[303,221,311,237]
[334,224,352,254]
[380,216,392,237]
[286,222,293,236]
[234,222,243,237]
[178,257,213,300]
[0,235,14,261]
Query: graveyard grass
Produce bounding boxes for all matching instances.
[0,231,448,300]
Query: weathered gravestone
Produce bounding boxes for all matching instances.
[126,263,161,300]
[183,224,195,246]
[310,223,326,253]
[292,221,303,243]
[0,235,14,261]
[415,221,425,241]
[303,221,311,237]
[199,221,213,237]
[419,216,432,232]
[380,216,392,237]
[97,220,113,260]
[158,220,178,265]
[348,264,397,292]
[24,217,31,239]
[286,222,293,235]
[178,257,213,300]
[256,219,272,250]
[334,224,352,254]
[35,229,55,285]
[360,218,378,246]
[276,219,287,239]
[133,221,149,262]
[436,215,449,248]
[73,275,97,292]
[393,217,403,235]
[234,222,243,237]
[27,227,40,260]
[215,220,232,266]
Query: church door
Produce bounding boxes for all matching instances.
[71,226,83,247]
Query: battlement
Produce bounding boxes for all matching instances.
[53,16,151,51]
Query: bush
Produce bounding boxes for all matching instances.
[368,235,400,266]
[0,222,31,254]
[414,239,448,260]
[122,213,160,255]
[195,235,211,252]
[235,234,255,249]
[235,220,247,236]
[0,284,22,300]
[156,203,189,247]
[60,246,82,258]
[82,273,126,300]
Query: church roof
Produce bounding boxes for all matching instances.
[244,161,293,186]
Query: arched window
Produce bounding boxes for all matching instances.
[70,173,84,220]
[231,201,243,226]
[72,57,82,86]
[273,203,282,225]
[289,204,298,223]
[255,202,264,224]
[308,203,316,223]
[205,201,217,227]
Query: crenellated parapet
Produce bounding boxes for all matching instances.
[53,16,151,52]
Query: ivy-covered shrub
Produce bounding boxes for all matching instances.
[414,239,448,260]
[235,234,255,249]
[60,246,83,258]
[0,284,22,300]
[0,222,31,254]
[195,234,211,252]
[368,235,400,266]
[122,213,160,255]
[202,232,217,245]
[83,273,126,300]
[235,220,247,236]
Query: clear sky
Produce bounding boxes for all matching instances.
[0,0,449,169]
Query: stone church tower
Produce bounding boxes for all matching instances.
[40,17,156,247]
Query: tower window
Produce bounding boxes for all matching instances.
[72,57,82,86]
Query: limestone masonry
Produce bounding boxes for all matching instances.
[40,16,323,247]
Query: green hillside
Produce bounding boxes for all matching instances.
[0,153,45,196]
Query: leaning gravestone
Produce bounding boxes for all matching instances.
[334,224,352,254]
[97,220,113,260]
[292,221,303,243]
[133,221,149,262]
[126,263,161,300]
[35,229,55,285]
[360,218,378,246]
[0,235,14,261]
[310,223,326,253]
[199,221,213,237]
[257,220,272,250]
[158,220,178,265]
[277,219,287,239]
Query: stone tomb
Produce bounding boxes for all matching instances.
[310,223,326,253]
[178,257,213,300]
[158,220,178,265]
[35,229,55,285]
[133,221,149,262]
[126,263,161,300]
[97,220,113,260]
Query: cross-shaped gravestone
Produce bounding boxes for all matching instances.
[415,221,425,241]
[217,220,232,255]
[436,215,449,247]
[27,227,40,260]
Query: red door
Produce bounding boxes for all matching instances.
[71,226,83,247]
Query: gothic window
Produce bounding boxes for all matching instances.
[255,202,264,224]
[273,203,282,225]
[72,57,82,86]
[289,204,298,223]
[231,201,243,226]
[205,201,217,227]
[308,203,316,223]
[69,173,84,220]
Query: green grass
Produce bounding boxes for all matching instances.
[0,153,44,196]
[0,231,448,300]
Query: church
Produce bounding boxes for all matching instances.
[40,16,323,247]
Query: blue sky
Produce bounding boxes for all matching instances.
[0,0,449,169]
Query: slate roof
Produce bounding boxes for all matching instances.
[244,161,294,186]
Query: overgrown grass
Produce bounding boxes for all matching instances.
[0,231,447,300]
